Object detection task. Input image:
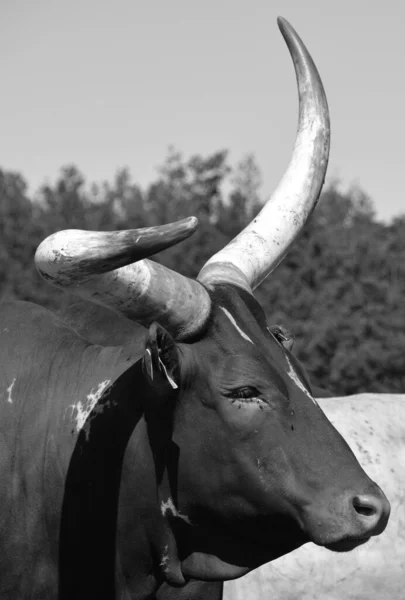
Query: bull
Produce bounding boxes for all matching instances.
[225,395,405,600]
[0,18,390,600]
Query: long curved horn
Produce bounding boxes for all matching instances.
[198,17,330,292]
[35,218,211,341]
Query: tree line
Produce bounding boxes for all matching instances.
[1,149,404,396]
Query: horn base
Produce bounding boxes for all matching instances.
[44,259,211,341]
[198,263,251,294]
[36,217,211,340]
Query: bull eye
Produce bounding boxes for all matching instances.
[226,386,266,407]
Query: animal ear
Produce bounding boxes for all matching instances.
[143,322,180,393]
[269,324,294,351]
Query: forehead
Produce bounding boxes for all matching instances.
[201,284,317,403]
[202,284,284,366]
[209,285,268,338]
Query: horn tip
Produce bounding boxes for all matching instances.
[277,16,290,30]
[180,215,199,236]
[277,17,298,41]
[187,216,199,231]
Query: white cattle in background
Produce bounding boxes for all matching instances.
[225,394,405,600]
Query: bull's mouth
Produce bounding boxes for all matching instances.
[324,536,371,553]
[169,510,373,582]
[171,513,308,581]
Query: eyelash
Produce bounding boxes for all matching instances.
[227,387,266,407]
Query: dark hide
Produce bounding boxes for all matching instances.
[0,287,389,599]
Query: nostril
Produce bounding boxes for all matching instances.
[353,496,377,518]
[352,492,391,536]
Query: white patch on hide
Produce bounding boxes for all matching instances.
[158,357,178,389]
[144,348,153,380]
[219,306,254,344]
[285,357,317,405]
[160,497,191,525]
[160,545,169,571]
[6,378,16,404]
[70,379,111,439]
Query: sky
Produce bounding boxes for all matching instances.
[1,0,404,221]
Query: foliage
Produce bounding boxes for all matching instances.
[1,151,405,396]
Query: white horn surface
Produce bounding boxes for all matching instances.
[54,259,211,341]
[35,217,211,340]
[198,17,330,292]
[35,218,199,285]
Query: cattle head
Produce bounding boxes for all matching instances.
[35,17,390,585]
[140,284,390,582]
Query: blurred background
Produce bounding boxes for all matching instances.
[1,0,404,396]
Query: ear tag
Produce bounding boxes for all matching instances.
[144,348,154,380]
[158,357,178,390]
